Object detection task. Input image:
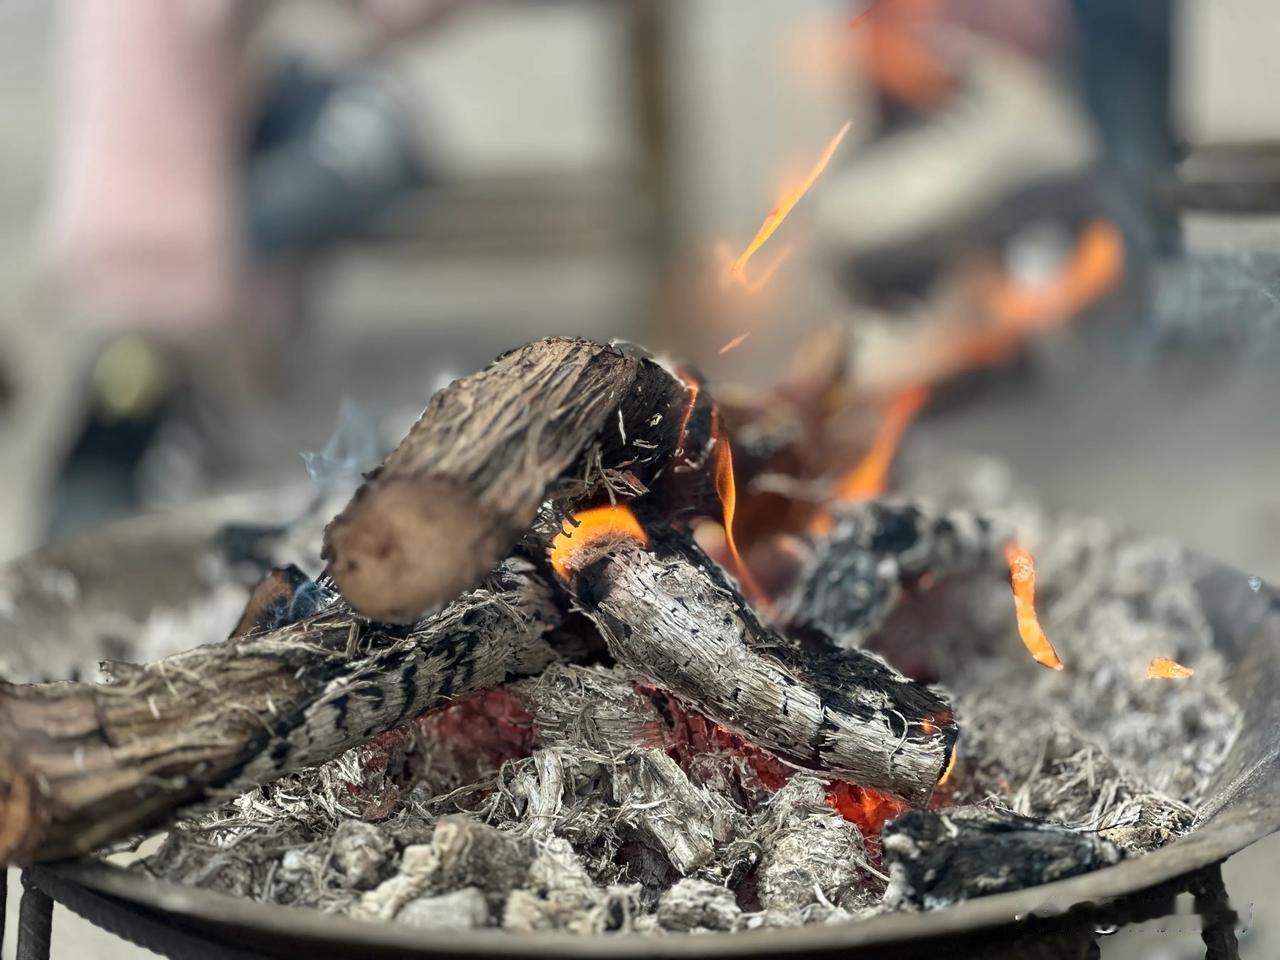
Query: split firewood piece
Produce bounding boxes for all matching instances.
[785,499,1002,647]
[882,806,1123,910]
[0,561,559,865]
[549,507,957,806]
[323,337,691,623]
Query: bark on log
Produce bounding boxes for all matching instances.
[323,337,690,622]
[785,500,1002,647]
[556,527,957,806]
[0,561,559,865]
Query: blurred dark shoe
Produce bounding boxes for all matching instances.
[246,64,430,257]
[45,336,210,543]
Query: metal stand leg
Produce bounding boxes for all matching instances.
[1191,863,1240,960]
[1,869,8,951]
[17,871,53,960]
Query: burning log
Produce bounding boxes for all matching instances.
[0,561,558,864]
[550,507,957,806]
[786,499,1001,647]
[323,337,689,622]
[882,807,1123,910]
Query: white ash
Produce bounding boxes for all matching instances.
[130,459,1242,933]
[511,664,664,755]
[354,815,533,922]
[398,887,491,930]
[487,745,742,878]
[752,777,883,917]
[943,528,1242,826]
[331,819,395,890]
[891,456,1242,823]
[504,884,646,934]
[656,879,741,932]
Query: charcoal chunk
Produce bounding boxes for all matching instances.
[882,807,1123,910]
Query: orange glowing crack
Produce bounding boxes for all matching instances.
[939,746,958,785]
[711,412,766,605]
[549,505,648,580]
[1004,543,1064,671]
[1146,657,1194,680]
[835,385,930,501]
[725,122,852,286]
[719,333,752,355]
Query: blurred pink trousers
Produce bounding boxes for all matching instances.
[45,0,246,338]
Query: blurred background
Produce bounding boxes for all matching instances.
[2,0,1280,956]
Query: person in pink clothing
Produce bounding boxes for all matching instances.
[41,0,463,539]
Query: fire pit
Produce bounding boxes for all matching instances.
[1,337,1276,959]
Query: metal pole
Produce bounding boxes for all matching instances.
[17,871,53,960]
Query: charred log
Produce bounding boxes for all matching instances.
[0,561,558,864]
[323,338,691,622]
[786,499,1002,647]
[555,525,957,806]
[881,807,1123,910]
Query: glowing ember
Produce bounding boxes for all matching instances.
[711,413,766,603]
[549,505,648,579]
[835,385,930,501]
[825,781,909,836]
[719,333,752,355]
[1005,543,1064,671]
[1146,657,1194,680]
[725,122,852,285]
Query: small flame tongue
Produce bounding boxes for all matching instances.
[835,385,930,502]
[1146,657,1194,680]
[723,121,852,290]
[1005,542,1065,671]
[549,505,648,579]
[808,385,930,537]
[710,409,767,605]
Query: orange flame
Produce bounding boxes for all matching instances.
[717,242,795,296]
[1005,543,1064,671]
[711,413,766,604]
[675,371,701,462]
[725,122,852,286]
[834,385,931,502]
[719,332,752,355]
[1146,657,1194,680]
[549,505,648,580]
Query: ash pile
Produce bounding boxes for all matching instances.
[134,457,1240,933]
[132,343,1239,936]
[0,337,1241,935]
